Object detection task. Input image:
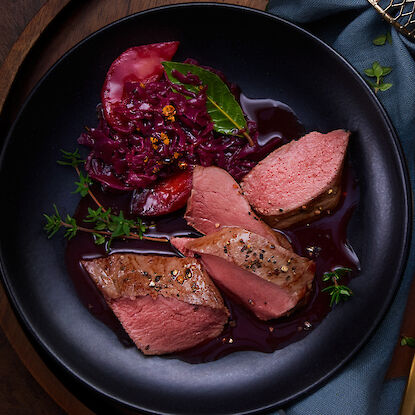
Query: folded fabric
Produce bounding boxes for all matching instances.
[266,1,415,414]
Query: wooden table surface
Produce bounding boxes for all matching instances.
[1,2,70,413]
[0,1,413,414]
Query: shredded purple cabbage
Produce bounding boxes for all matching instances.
[78,59,274,190]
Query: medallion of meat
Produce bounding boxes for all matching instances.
[82,254,229,355]
[172,228,315,320]
[241,130,350,228]
[185,165,292,250]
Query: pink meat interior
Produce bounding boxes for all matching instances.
[242,130,349,213]
[200,254,297,320]
[110,295,227,355]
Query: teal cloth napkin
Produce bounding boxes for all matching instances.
[266,1,415,414]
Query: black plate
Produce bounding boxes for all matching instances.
[0,3,411,415]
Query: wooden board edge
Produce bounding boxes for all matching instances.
[0,281,94,414]
[0,0,72,115]
[0,4,95,413]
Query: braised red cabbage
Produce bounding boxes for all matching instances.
[78,60,279,190]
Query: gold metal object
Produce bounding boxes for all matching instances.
[367,0,415,40]
[399,352,415,415]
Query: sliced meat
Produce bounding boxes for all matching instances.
[110,296,226,355]
[172,228,315,320]
[198,256,297,321]
[185,165,292,250]
[82,254,229,355]
[241,130,350,228]
[171,236,195,258]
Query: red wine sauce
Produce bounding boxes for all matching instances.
[65,96,359,363]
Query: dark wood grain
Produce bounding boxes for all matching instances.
[0,329,65,414]
[0,2,77,413]
[0,0,46,64]
[0,0,72,114]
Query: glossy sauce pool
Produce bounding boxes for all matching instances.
[65,96,360,363]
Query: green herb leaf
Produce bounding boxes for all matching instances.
[364,68,375,77]
[63,214,78,240]
[322,267,353,307]
[108,211,136,239]
[381,66,392,76]
[373,31,392,46]
[322,284,353,306]
[43,204,63,238]
[401,336,415,347]
[322,272,336,282]
[73,171,93,197]
[57,149,85,168]
[372,61,383,78]
[378,82,393,91]
[333,267,353,278]
[93,233,106,245]
[94,222,107,231]
[366,79,378,89]
[373,34,387,45]
[162,61,252,143]
[85,206,111,224]
[135,218,147,236]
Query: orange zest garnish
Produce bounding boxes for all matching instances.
[160,132,170,145]
[162,104,176,117]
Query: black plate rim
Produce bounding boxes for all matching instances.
[0,3,412,414]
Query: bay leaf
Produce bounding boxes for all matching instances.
[162,61,253,144]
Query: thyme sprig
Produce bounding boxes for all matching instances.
[364,61,393,93]
[322,267,353,307]
[58,149,104,208]
[44,149,168,247]
[44,204,64,239]
[44,205,79,240]
[44,205,161,247]
[85,207,148,240]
